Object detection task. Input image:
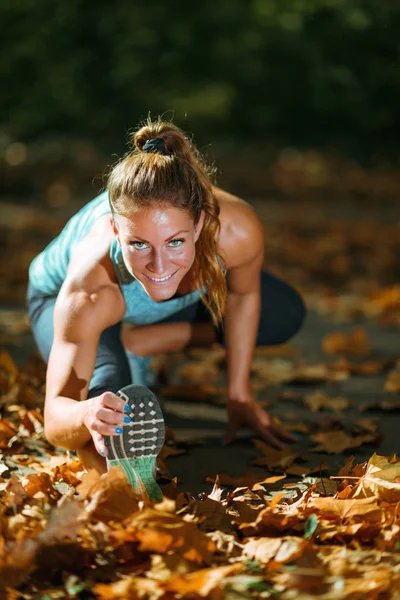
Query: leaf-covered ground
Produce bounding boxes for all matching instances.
[0,190,399,599]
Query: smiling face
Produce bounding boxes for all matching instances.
[111,205,205,301]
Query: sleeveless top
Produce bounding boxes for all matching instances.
[28,191,206,325]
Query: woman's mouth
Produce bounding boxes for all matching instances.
[143,270,178,285]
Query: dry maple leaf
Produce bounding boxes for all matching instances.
[239,502,301,537]
[338,453,400,502]
[76,467,141,521]
[310,430,378,454]
[186,497,233,533]
[292,362,349,384]
[251,358,348,386]
[322,327,372,357]
[353,418,377,433]
[206,472,286,489]
[284,464,312,477]
[243,536,308,566]
[162,563,243,597]
[308,495,381,521]
[229,498,264,526]
[328,357,394,376]
[117,507,216,564]
[22,472,56,499]
[251,439,303,471]
[4,473,28,508]
[250,358,294,384]
[304,391,349,414]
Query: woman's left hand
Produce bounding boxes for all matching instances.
[224,389,296,449]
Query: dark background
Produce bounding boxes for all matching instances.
[1,0,399,202]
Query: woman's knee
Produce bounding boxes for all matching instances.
[257,275,307,346]
[276,289,306,344]
[87,362,131,398]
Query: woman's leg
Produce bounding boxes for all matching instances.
[122,270,306,355]
[27,283,132,473]
[216,269,306,347]
[122,300,217,357]
[27,284,132,394]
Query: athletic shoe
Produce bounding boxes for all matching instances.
[103,384,165,502]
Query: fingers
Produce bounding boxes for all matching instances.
[91,417,127,436]
[271,426,297,443]
[88,391,132,457]
[100,391,129,414]
[257,426,284,450]
[92,430,107,457]
[269,425,297,442]
[223,419,239,446]
[97,406,129,426]
[90,392,131,437]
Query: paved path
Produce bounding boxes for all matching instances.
[162,310,399,494]
[1,195,398,496]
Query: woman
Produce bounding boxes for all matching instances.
[27,118,305,498]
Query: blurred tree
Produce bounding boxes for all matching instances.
[1,0,399,158]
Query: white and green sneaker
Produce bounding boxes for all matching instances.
[104,384,165,502]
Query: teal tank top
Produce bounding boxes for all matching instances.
[28,191,204,325]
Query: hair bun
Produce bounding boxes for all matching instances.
[142,137,167,155]
[133,118,189,159]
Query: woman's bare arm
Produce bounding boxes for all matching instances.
[217,193,296,447]
[44,278,125,450]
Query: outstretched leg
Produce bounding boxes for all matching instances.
[121,269,306,356]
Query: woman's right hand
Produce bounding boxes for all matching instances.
[83,392,131,457]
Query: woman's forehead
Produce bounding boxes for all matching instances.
[116,205,194,235]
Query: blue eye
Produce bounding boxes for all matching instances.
[169,238,184,247]
[131,241,148,250]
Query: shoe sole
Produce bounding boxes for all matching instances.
[103,384,165,502]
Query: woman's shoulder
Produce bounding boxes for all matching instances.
[66,215,119,293]
[213,186,264,270]
[58,215,125,327]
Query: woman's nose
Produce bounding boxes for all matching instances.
[149,249,167,275]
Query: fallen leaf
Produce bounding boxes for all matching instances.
[163,563,243,597]
[310,430,378,454]
[322,327,372,357]
[304,391,349,414]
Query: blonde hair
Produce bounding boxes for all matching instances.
[107,117,226,326]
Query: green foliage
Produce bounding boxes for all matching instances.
[1,0,399,155]
[244,559,264,574]
[304,513,319,539]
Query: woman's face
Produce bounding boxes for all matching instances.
[111,205,205,301]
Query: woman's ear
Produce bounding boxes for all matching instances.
[194,210,205,242]
[110,215,120,244]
